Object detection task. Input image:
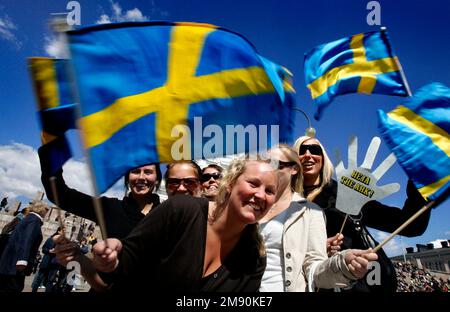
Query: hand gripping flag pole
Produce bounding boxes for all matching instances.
[334,136,401,249]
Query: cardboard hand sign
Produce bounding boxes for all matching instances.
[335,136,400,215]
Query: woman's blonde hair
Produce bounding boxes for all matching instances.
[293,136,334,201]
[270,144,303,196]
[211,156,274,257]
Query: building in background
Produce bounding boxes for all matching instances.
[391,240,450,273]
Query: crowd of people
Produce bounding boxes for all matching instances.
[0,134,437,292]
[29,227,92,293]
[394,261,449,292]
[0,201,97,292]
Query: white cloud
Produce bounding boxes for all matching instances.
[0,143,42,200]
[124,8,146,21]
[43,1,150,57]
[372,230,402,257]
[97,14,111,24]
[43,34,70,58]
[428,239,448,249]
[0,143,124,204]
[96,1,148,24]
[0,14,21,48]
[63,159,124,199]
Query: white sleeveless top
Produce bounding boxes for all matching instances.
[259,204,297,292]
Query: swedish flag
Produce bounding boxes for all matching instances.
[304,30,409,120]
[67,22,295,193]
[377,83,450,202]
[28,58,76,173]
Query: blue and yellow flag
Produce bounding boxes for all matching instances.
[304,30,409,120]
[28,57,76,174]
[67,22,295,193]
[377,83,450,202]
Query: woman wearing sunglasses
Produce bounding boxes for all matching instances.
[164,161,203,198]
[201,164,223,201]
[38,141,162,239]
[259,144,377,292]
[56,157,278,292]
[293,136,431,292]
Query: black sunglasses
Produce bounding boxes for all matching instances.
[299,144,323,156]
[277,161,297,170]
[200,172,222,183]
[166,178,199,190]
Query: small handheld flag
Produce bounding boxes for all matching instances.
[304,29,409,120]
[377,82,450,202]
[67,21,296,193]
[28,57,76,174]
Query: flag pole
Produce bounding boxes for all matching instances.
[49,177,67,239]
[50,17,108,241]
[338,214,348,237]
[372,200,434,253]
[380,26,412,97]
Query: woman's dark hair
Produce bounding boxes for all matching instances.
[124,163,162,195]
[164,161,202,183]
[201,164,224,174]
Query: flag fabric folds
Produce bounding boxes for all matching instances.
[67,21,296,193]
[377,82,450,202]
[304,30,409,120]
[28,57,76,174]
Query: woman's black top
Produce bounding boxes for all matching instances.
[110,195,266,292]
[39,144,160,239]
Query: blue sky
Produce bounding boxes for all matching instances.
[0,0,448,256]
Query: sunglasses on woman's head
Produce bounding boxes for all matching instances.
[299,144,323,156]
[166,177,199,189]
[200,172,222,183]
